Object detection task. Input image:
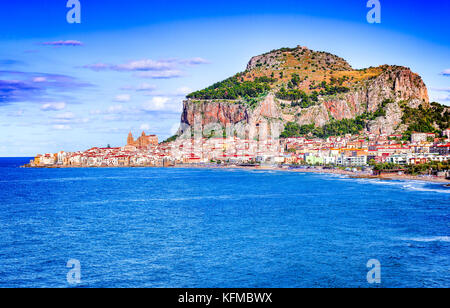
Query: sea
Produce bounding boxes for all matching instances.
[0,157,448,288]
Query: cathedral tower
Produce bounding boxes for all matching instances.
[127,132,134,146]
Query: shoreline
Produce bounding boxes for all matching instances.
[174,164,450,184]
[20,163,450,184]
[163,164,450,184]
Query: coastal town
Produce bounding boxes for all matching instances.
[26,128,450,180]
[23,45,450,182]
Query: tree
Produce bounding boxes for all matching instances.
[291,73,301,86]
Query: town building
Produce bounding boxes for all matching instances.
[127,131,158,149]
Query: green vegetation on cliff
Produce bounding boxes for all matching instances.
[276,88,304,101]
[187,75,275,100]
[161,135,178,144]
[401,102,450,140]
[280,99,394,138]
[308,80,350,96]
[275,79,350,109]
[280,118,366,139]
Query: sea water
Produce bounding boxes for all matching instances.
[0,158,448,287]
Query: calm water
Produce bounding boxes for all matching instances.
[0,157,449,288]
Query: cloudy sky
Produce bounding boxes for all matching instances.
[0,0,449,156]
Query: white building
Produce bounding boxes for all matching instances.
[337,155,367,166]
[387,154,408,165]
[411,132,435,144]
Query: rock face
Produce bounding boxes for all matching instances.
[294,66,429,134]
[246,46,353,72]
[179,94,284,139]
[180,100,249,128]
[178,46,430,138]
[368,101,406,135]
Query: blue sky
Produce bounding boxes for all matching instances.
[0,0,449,156]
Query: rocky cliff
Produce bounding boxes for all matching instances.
[178,46,433,138]
[294,65,429,135]
[179,93,284,139]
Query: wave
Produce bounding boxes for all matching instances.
[335,177,450,194]
[316,173,349,179]
[400,182,450,194]
[399,236,450,243]
[79,193,294,205]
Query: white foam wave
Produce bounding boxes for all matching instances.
[401,183,450,194]
[400,236,450,243]
[337,177,450,194]
[81,193,292,205]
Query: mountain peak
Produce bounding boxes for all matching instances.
[182,45,444,139]
[246,45,353,73]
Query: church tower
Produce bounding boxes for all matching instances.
[127,132,134,146]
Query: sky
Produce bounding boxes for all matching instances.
[0,0,449,156]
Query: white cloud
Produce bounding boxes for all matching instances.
[180,57,210,65]
[136,70,184,79]
[41,102,66,111]
[142,96,170,111]
[120,83,157,92]
[137,83,157,91]
[82,57,208,81]
[82,63,109,71]
[176,86,192,95]
[107,105,124,113]
[103,115,121,121]
[430,87,450,92]
[89,105,140,121]
[84,58,208,72]
[141,96,183,113]
[54,112,75,120]
[430,93,450,102]
[441,69,450,76]
[42,40,83,47]
[53,124,72,130]
[8,109,25,117]
[140,123,151,130]
[114,94,131,102]
[153,97,170,105]
[113,59,175,71]
[49,111,89,126]
[33,77,47,83]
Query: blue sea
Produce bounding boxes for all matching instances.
[0,157,449,288]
